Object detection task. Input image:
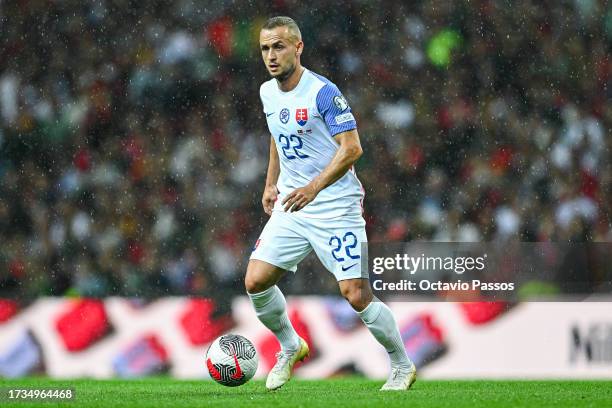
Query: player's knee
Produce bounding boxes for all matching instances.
[245,260,285,294]
[347,295,370,312]
[244,265,275,294]
[341,284,370,311]
[244,274,266,294]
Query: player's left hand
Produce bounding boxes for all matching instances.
[282,183,319,212]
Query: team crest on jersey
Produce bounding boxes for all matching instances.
[279,108,290,124]
[296,108,308,126]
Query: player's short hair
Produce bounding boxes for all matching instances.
[261,16,302,42]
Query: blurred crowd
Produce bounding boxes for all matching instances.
[0,0,610,299]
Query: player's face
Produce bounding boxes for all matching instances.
[260,27,302,81]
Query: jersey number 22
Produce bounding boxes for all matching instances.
[278,134,309,160]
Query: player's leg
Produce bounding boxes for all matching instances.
[245,259,300,352]
[246,260,309,391]
[308,215,416,391]
[338,278,416,390]
[247,212,312,390]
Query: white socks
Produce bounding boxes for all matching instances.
[358,300,413,368]
[248,286,412,368]
[248,285,300,352]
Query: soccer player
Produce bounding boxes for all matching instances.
[245,16,416,391]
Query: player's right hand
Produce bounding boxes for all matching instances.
[262,185,279,216]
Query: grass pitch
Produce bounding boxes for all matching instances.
[1,378,610,408]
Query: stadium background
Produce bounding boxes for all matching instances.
[0,1,611,379]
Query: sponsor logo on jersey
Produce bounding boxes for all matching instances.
[297,129,313,135]
[280,108,290,124]
[296,108,308,126]
[333,95,349,111]
[341,263,358,272]
[335,112,355,124]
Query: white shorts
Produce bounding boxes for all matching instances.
[250,210,368,281]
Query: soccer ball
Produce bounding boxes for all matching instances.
[206,334,258,386]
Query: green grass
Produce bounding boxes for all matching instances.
[0,378,610,408]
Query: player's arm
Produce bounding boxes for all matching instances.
[262,136,281,215]
[282,129,362,212]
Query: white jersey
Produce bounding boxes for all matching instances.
[259,68,364,219]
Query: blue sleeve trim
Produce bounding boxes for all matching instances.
[315,84,357,137]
